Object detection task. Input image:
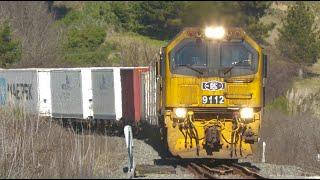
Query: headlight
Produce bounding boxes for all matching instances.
[174,108,187,119]
[205,26,225,39]
[240,108,254,119]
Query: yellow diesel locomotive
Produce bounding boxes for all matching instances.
[156,26,267,159]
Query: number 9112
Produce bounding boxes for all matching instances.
[202,95,224,104]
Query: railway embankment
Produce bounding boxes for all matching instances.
[260,73,320,177]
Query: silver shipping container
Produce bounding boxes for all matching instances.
[91,67,122,120]
[51,69,85,119]
[139,65,158,125]
[50,67,122,120]
[146,64,158,125]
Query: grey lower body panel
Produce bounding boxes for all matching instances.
[52,113,83,119]
[93,114,116,120]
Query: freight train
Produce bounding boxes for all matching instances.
[0,67,156,126]
[0,26,267,160]
[156,26,268,159]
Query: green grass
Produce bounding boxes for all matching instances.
[266,95,289,114]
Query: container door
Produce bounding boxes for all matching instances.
[0,70,38,114]
[51,70,83,119]
[38,71,52,116]
[92,69,119,120]
[121,69,135,123]
[133,69,142,122]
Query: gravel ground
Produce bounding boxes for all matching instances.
[91,129,320,179]
[252,163,320,179]
[92,135,196,179]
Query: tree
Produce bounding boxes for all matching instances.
[132,1,274,43]
[63,24,116,66]
[238,1,276,44]
[110,1,138,31]
[238,1,271,20]
[0,21,21,68]
[0,1,60,68]
[133,1,185,40]
[277,1,320,65]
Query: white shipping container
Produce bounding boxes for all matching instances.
[0,69,52,116]
[38,70,52,116]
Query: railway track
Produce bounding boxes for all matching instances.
[135,158,267,179]
[187,161,267,179]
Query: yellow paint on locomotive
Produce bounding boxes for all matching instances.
[157,27,266,159]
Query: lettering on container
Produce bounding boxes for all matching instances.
[99,75,112,90]
[7,83,33,100]
[62,75,72,90]
[61,75,72,98]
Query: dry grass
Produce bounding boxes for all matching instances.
[261,109,320,173]
[264,46,300,104]
[261,49,320,173]
[107,32,165,66]
[0,107,126,179]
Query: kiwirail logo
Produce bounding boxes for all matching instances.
[202,81,225,91]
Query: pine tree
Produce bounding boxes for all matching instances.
[133,1,185,40]
[0,21,21,68]
[238,1,276,44]
[277,1,320,65]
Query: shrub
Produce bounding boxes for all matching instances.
[0,21,21,68]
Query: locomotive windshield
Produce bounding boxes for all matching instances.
[170,38,259,77]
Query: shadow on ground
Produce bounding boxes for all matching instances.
[52,118,171,159]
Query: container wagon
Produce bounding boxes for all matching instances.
[0,67,157,126]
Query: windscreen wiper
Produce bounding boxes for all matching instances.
[223,59,249,75]
[177,64,204,75]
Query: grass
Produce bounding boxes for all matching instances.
[106,31,166,66]
[265,96,289,114]
[260,109,320,174]
[0,106,126,178]
[286,77,320,118]
[291,77,320,93]
[108,32,167,47]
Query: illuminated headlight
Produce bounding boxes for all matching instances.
[174,108,187,119]
[240,108,254,119]
[205,26,225,39]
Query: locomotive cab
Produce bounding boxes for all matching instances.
[156,27,268,159]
